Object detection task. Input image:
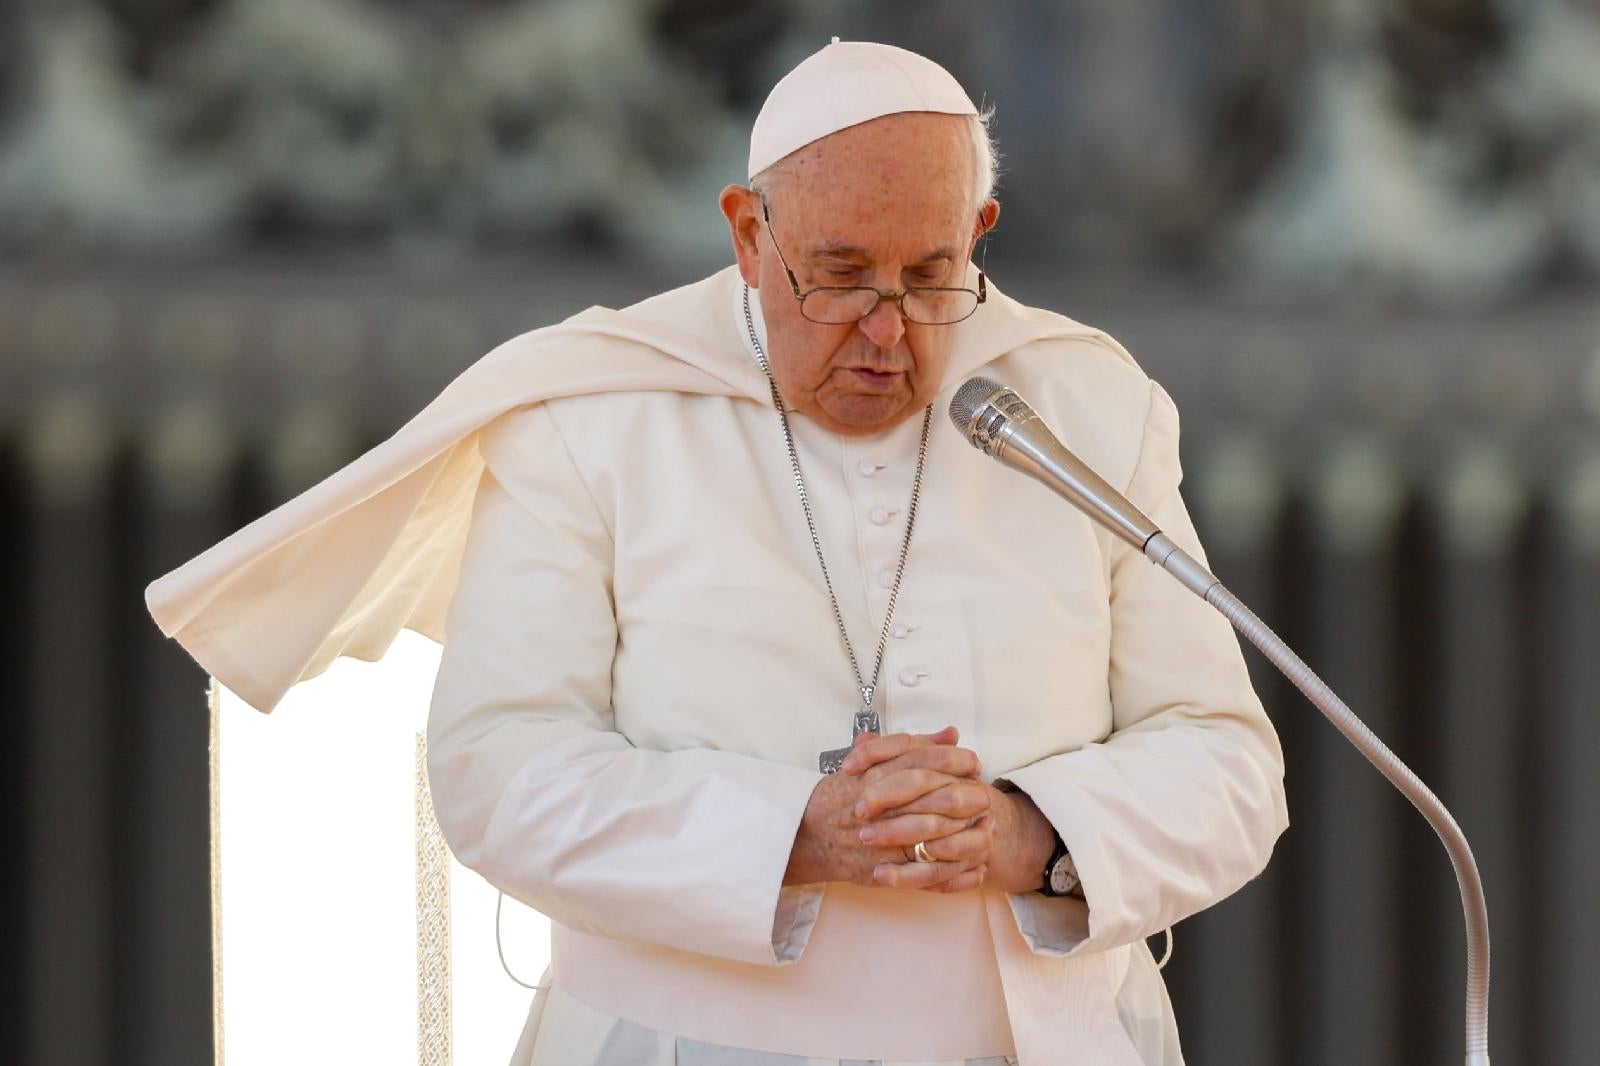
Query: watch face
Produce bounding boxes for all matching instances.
[1050,854,1080,895]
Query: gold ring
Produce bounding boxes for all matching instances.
[913,840,934,863]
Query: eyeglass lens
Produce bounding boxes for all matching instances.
[801,287,979,325]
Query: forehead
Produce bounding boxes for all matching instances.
[773,112,973,252]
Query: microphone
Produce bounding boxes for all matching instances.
[948,375,1494,1066]
[947,376,1221,600]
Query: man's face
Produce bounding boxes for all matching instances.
[721,112,998,437]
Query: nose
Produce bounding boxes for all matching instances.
[856,297,907,350]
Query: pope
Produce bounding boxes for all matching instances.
[146,39,1289,1066]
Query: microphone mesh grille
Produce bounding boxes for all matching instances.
[949,376,1003,435]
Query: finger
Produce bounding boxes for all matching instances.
[870,780,992,823]
[857,770,989,821]
[930,864,988,894]
[878,821,994,867]
[855,767,966,821]
[872,856,974,890]
[842,727,955,775]
[858,743,982,786]
[859,812,969,848]
[840,726,958,775]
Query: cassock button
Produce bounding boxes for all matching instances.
[857,459,883,477]
[876,570,895,589]
[898,669,928,687]
[890,624,910,639]
[869,507,892,526]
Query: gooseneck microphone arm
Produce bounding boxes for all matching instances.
[950,377,1492,1066]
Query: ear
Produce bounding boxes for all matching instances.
[719,184,763,287]
[968,199,1001,254]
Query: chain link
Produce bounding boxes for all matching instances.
[742,284,930,713]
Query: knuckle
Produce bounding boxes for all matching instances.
[943,747,978,775]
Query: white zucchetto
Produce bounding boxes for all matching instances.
[747,38,978,179]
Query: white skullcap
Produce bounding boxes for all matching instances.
[748,37,978,179]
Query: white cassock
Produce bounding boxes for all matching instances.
[425,270,1288,1065]
[146,263,1287,1066]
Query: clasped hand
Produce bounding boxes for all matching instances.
[786,725,1004,894]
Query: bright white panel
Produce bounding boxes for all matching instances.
[450,864,551,1063]
[215,629,551,1065]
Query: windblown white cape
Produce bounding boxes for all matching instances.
[146,265,1287,1065]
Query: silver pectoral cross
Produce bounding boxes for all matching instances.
[818,689,880,774]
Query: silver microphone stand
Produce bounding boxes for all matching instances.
[1147,532,1492,1066]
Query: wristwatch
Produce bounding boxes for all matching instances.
[1039,831,1080,898]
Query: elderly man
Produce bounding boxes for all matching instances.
[420,38,1288,1066]
[144,36,1286,1066]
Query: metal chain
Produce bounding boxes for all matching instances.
[742,283,930,710]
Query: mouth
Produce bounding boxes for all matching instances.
[847,367,905,389]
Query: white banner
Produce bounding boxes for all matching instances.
[211,629,550,1065]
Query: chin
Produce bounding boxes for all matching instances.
[819,392,915,434]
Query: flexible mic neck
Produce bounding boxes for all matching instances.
[949,377,1161,553]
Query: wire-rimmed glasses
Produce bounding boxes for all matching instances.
[760,197,987,326]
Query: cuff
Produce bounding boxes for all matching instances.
[994,773,1093,956]
[770,883,825,963]
[1003,890,1091,956]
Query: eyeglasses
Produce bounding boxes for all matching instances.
[760,197,988,326]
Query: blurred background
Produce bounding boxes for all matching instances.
[3,0,1598,1063]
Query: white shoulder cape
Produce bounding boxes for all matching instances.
[145,265,1125,716]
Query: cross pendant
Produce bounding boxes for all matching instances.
[818,706,881,774]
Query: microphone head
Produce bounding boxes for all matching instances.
[949,376,1036,457]
[948,376,1007,436]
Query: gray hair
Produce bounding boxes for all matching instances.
[752,106,1001,211]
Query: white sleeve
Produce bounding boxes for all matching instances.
[994,380,1290,956]
[425,403,824,968]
